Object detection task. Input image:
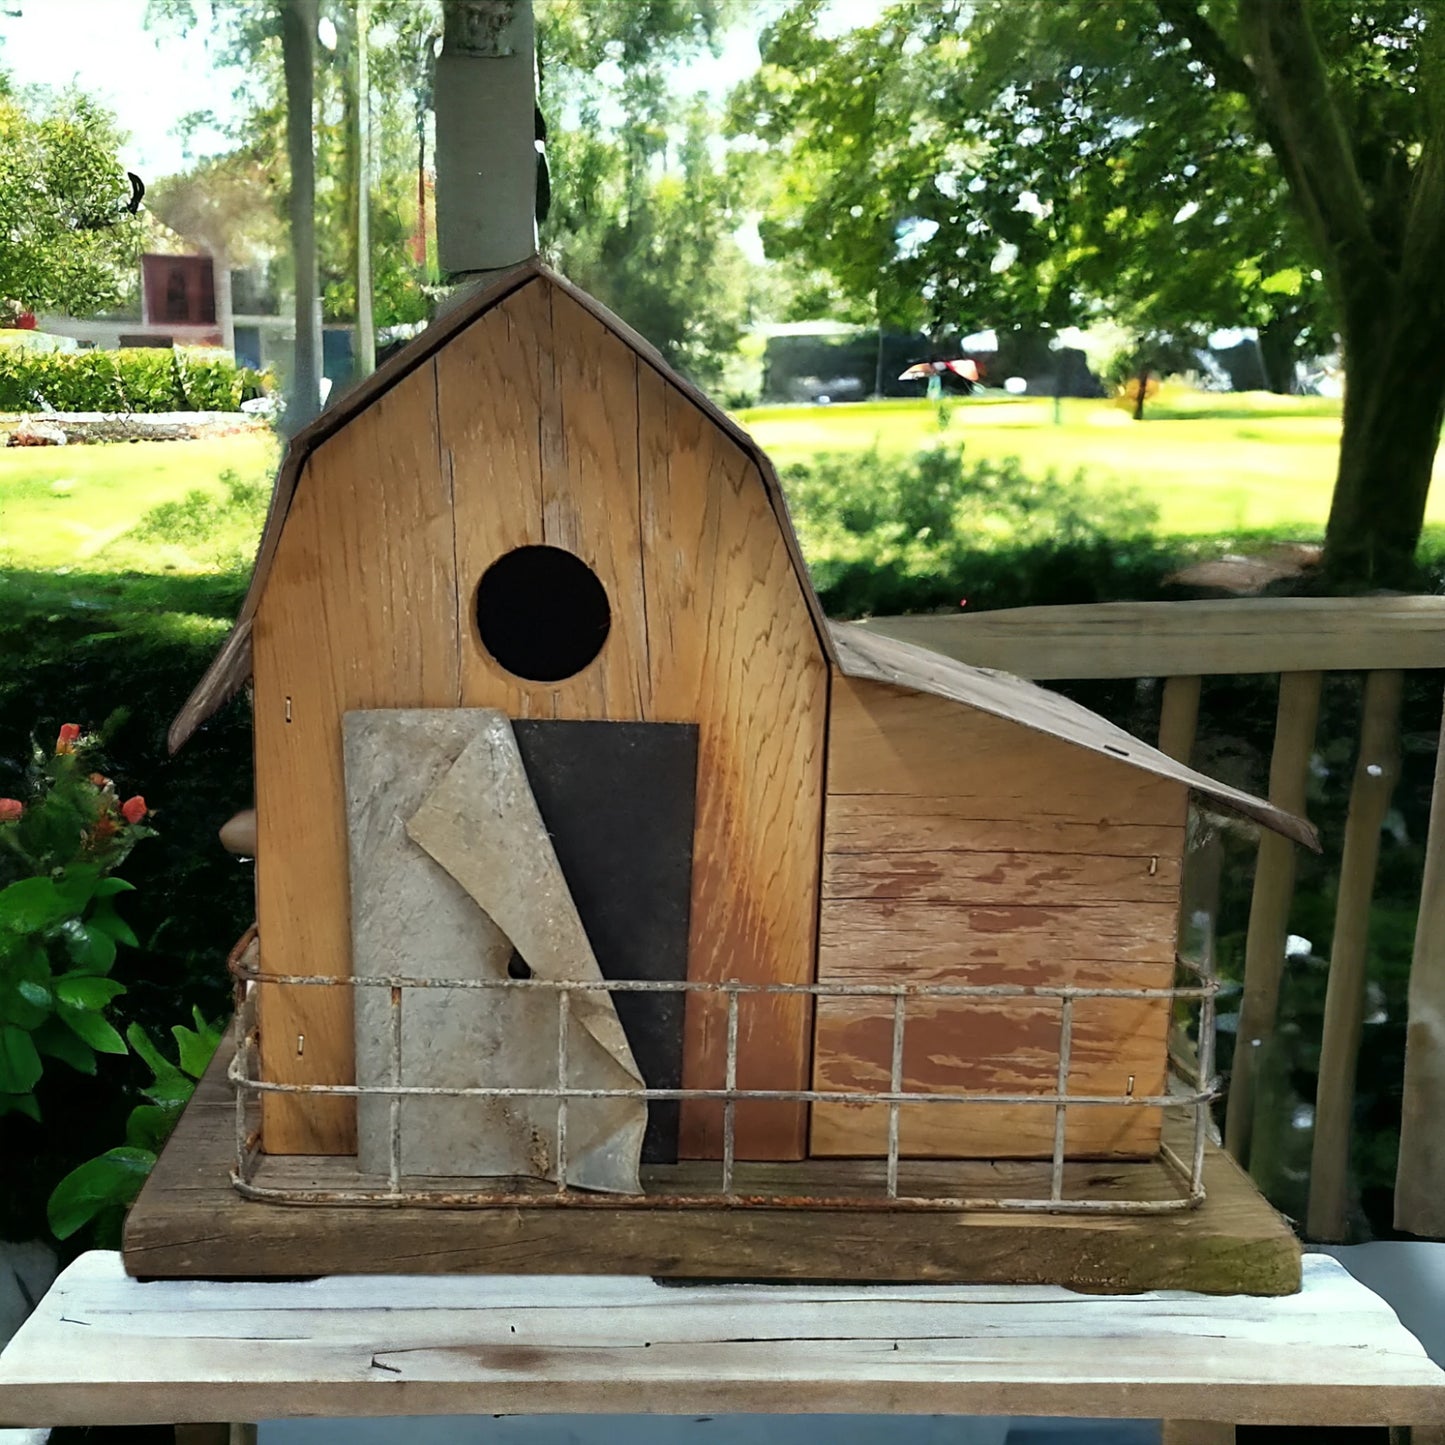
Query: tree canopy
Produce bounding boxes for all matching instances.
[735,0,1445,584]
[537,0,760,389]
[0,78,140,316]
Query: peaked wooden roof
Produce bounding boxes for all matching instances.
[167,258,833,753]
[166,262,1314,851]
[831,623,1318,849]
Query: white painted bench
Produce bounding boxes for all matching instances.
[0,1253,1442,1437]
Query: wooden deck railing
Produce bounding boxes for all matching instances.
[862,596,1445,1242]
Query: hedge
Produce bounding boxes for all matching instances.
[0,346,269,413]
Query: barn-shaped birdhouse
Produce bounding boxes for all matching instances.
[136,261,1312,1292]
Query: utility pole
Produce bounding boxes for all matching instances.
[434,0,537,292]
[355,0,376,376]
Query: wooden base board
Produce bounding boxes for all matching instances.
[122,1029,1300,1294]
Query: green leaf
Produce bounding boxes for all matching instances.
[1260,266,1304,296]
[33,1016,96,1074]
[58,918,117,975]
[126,1022,192,1101]
[172,1020,219,1080]
[0,876,67,934]
[125,1102,180,1153]
[125,1021,173,1076]
[0,1092,40,1122]
[58,1004,127,1055]
[87,905,138,949]
[0,1024,42,1092]
[54,863,102,912]
[17,980,52,1009]
[47,1146,156,1240]
[0,977,51,1029]
[93,877,136,898]
[5,939,50,984]
[55,975,126,1010]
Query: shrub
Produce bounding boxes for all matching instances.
[0,571,252,1247]
[124,468,270,571]
[780,442,1166,617]
[0,346,269,413]
[0,720,152,1126]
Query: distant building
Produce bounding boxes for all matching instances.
[38,219,294,374]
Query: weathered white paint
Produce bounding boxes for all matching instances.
[1,1254,1441,1427]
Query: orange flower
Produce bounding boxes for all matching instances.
[55,723,82,755]
[89,772,112,789]
[0,798,22,822]
[91,814,118,841]
[121,795,148,825]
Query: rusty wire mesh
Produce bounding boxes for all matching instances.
[227,954,1217,1214]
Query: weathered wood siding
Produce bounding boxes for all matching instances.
[812,675,1187,1159]
[253,276,827,1157]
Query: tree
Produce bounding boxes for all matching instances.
[739,0,1445,585]
[280,0,322,425]
[148,0,324,422]
[148,153,279,355]
[544,95,759,391]
[1163,1,1445,583]
[537,1,761,389]
[0,79,140,316]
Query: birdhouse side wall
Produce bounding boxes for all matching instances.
[250,277,828,1159]
[812,674,1188,1160]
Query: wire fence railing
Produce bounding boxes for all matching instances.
[227,947,1216,1216]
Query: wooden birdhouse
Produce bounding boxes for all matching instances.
[138,261,1313,1292]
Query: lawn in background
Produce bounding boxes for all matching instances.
[0,430,277,571]
[3,391,1444,579]
[739,389,1445,538]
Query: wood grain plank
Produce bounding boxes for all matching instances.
[816,673,1182,1161]
[642,379,827,1160]
[824,799,1183,858]
[1158,674,1203,762]
[829,675,1189,826]
[440,282,547,719]
[832,626,1315,851]
[1225,669,1323,1165]
[1308,668,1405,1241]
[58,1250,1445,1427]
[818,900,1179,977]
[1397,684,1445,1235]
[811,983,1171,1158]
[823,849,1179,905]
[542,287,648,720]
[251,361,459,1154]
[860,596,1445,679]
[119,1035,1304,1298]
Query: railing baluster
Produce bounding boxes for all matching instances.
[1158,674,1202,763]
[1396,682,1445,1235]
[1226,669,1322,1167]
[1308,669,1404,1241]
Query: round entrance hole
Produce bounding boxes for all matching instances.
[475,545,611,682]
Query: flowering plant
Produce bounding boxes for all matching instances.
[0,719,151,1120]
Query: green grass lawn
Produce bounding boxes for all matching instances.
[0,392,1441,579]
[738,389,1445,538]
[0,431,278,572]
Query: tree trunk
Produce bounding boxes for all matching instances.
[1257,314,1301,395]
[1322,301,1445,587]
[1132,363,1151,421]
[355,0,375,378]
[414,120,428,267]
[281,0,322,429]
[211,243,234,358]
